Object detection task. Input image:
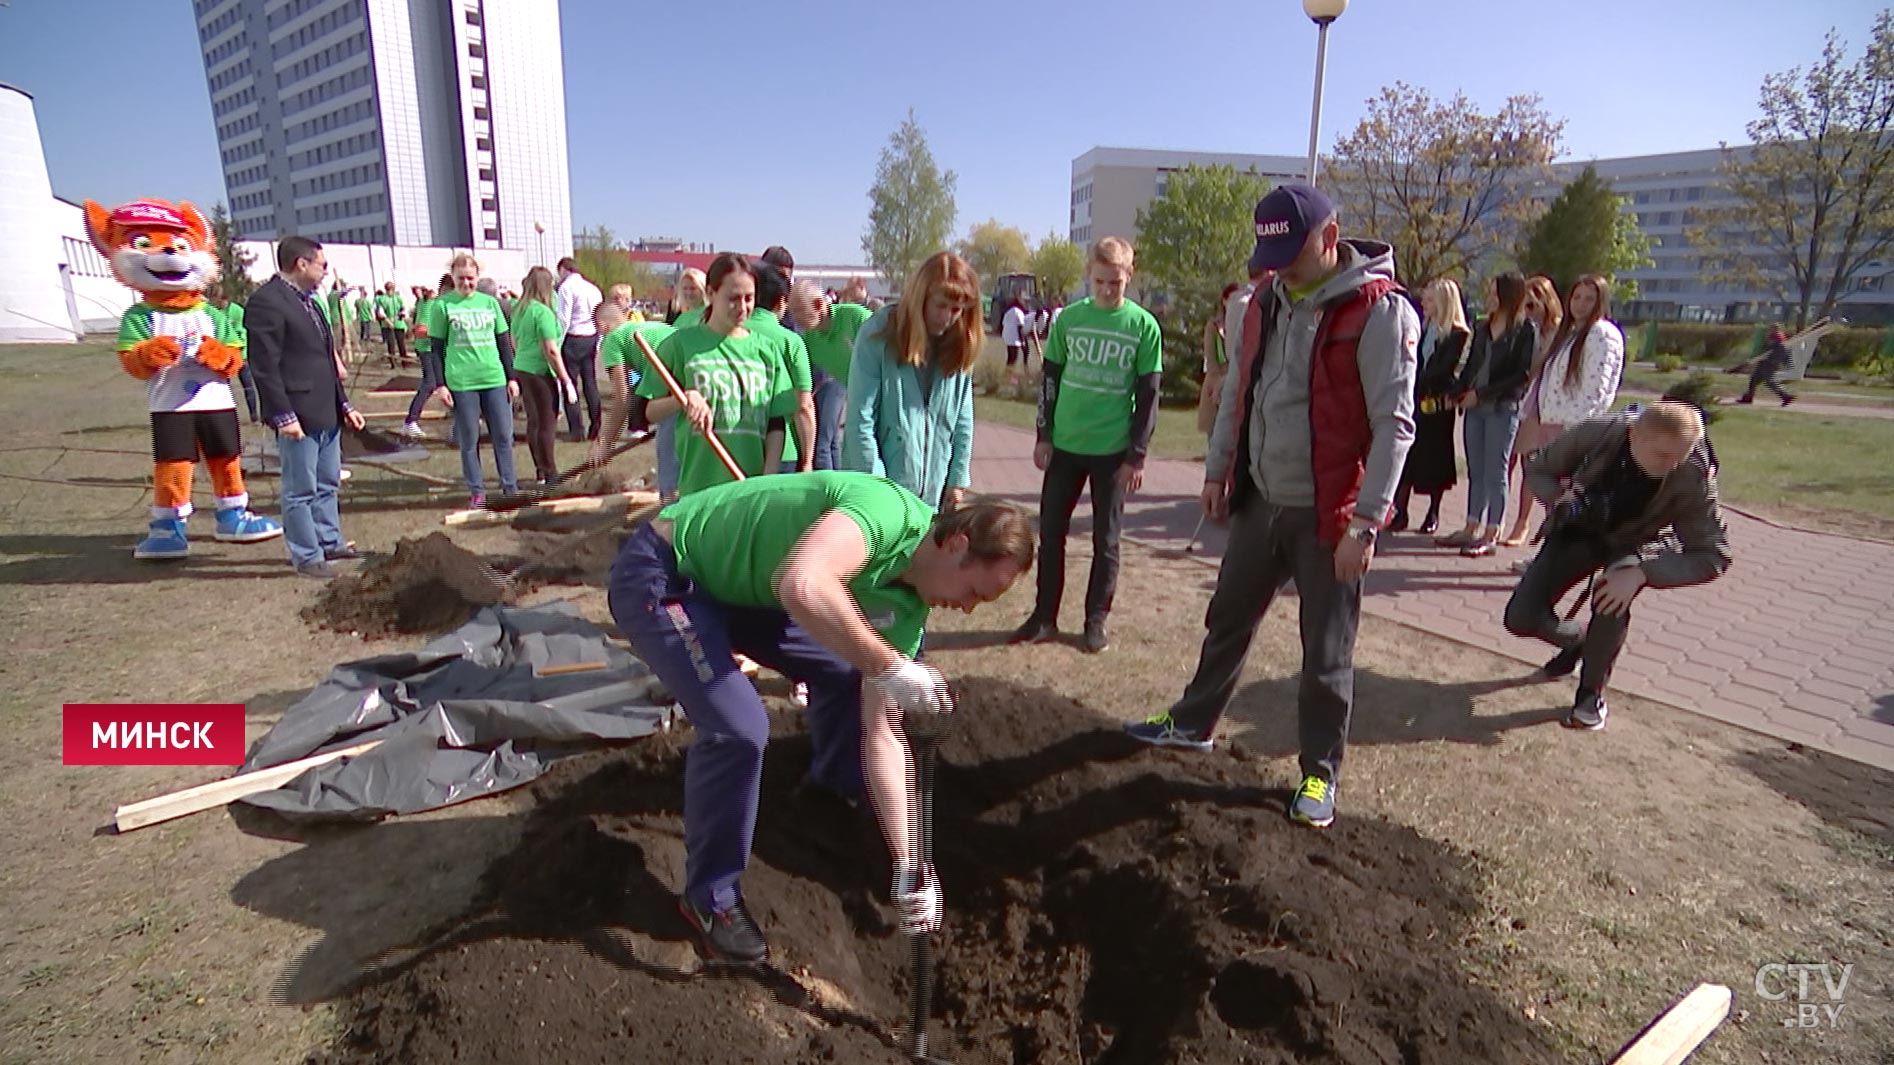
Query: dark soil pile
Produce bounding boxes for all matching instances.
[507,522,629,590]
[550,466,640,498]
[310,679,1556,1064]
[302,532,510,638]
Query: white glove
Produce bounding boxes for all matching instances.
[875,658,949,717]
[892,863,942,935]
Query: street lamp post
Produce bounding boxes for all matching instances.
[1302,0,1347,185]
[533,220,546,266]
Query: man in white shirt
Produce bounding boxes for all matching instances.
[1001,297,1031,386]
[555,257,603,440]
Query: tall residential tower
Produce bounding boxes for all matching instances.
[192,0,572,261]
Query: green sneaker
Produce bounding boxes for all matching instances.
[1288,775,1336,828]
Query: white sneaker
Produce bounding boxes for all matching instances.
[399,421,429,440]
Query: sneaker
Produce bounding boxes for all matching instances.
[1123,713,1214,751]
[1735,395,1755,405]
[1780,395,1796,407]
[1564,690,1609,731]
[1542,645,1583,679]
[133,517,190,560]
[213,507,284,543]
[1082,619,1110,654]
[469,493,486,509]
[323,544,363,562]
[676,894,768,963]
[1008,615,1058,645]
[791,682,809,708]
[1288,775,1337,828]
[398,421,429,440]
[295,560,339,580]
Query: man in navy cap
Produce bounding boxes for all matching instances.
[1126,184,1418,829]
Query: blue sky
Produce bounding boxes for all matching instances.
[3,0,1887,263]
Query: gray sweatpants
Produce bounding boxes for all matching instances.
[1168,495,1361,782]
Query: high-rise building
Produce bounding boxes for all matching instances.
[192,0,572,263]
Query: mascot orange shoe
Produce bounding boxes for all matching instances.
[85,198,282,560]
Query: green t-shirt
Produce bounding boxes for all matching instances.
[601,320,675,387]
[423,290,511,391]
[226,301,249,340]
[672,307,706,329]
[746,309,812,391]
[636,324,796,495]
[663,471,933,658]
[1042,297,1165,455]
[374,292,407,328]
[324,291,344,325]
[510,299,563,376]
[803,302,872,383]
[412,298,435,337]
[355,296,375,322]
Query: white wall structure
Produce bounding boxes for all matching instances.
[0,84,83,343]
[232,239,530,298]
[193,0,572,261]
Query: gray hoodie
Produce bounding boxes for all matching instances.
[1205,239,1417,523]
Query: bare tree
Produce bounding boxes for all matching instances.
[1688,12,1894,327]
[1328,82,1564,288]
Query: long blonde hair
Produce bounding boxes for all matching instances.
[1526,275,1563,346]
[883,252,982,375]
[518,265,556,311]
[1424,279,1470,334]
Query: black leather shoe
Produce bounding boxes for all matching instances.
[1387,511,1410,533]
[1009,616,1058,644]
[1418,511,1440,535]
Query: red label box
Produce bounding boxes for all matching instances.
[62,704,246,766]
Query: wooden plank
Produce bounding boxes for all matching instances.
[536,661,609,677]
[113,740,383,833]
[1610,984,1733,1065]
[443,490,658,528]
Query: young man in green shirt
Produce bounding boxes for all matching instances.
[790,279,872,471]
[1011,236,1164,654]
[374,282,410,367]
[608,471,1034,962]
[748,264,816,473]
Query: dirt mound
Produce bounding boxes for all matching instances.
[309,679,1556,1064]
[507,523,629,590]
[550,466,640,498]
[302,532,510,638]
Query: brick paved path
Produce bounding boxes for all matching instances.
[971,421,1894,770]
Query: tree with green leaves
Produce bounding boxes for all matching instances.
[863,109,957,288]
[207,204,257,304]
[957,219,1031,288]
[573,225,664,299]
[1133,164,1268,377]
[1687,12,1894,327]
[1030,233,1084,303]
[1328,82,1564,287]
[1518,164,1652,302]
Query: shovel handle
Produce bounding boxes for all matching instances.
[632,331,745,483]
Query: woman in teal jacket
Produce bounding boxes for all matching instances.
[842,252,980,511]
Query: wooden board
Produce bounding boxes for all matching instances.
[113,740,383,833]
[1610,984,1733,1065]
[443,490,658,528]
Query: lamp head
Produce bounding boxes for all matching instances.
[1303,0,1347,22]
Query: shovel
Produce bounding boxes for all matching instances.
[478,435,651,513]
[901,691,954,1063]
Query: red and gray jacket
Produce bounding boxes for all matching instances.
[1204,240,1418,546]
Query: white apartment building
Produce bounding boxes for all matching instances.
[1072,145,1894,325]
[193,0,573,263]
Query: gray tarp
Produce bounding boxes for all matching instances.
[237,602,667,822]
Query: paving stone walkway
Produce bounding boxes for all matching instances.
[971,421,1894,771]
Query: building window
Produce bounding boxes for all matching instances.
[485,228,502,241]
[479,167,494,180]
[466,9,482,24]
[471,74,485,89]
[476,137,492,150]
[481,198,497,210]
[473,106,489,120]
[469,42,485,57]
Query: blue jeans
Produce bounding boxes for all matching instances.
[812,372,845,471]
[1463,402,1521,528]
[277,425,343,568]
[656,417,679,500]
[406,356,442,422]
[450,386,517,496]
[607,525,863,912]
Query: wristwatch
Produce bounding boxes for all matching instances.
[1348,524,1378,547]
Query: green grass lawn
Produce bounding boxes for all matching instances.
[1623,366,1894,405]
